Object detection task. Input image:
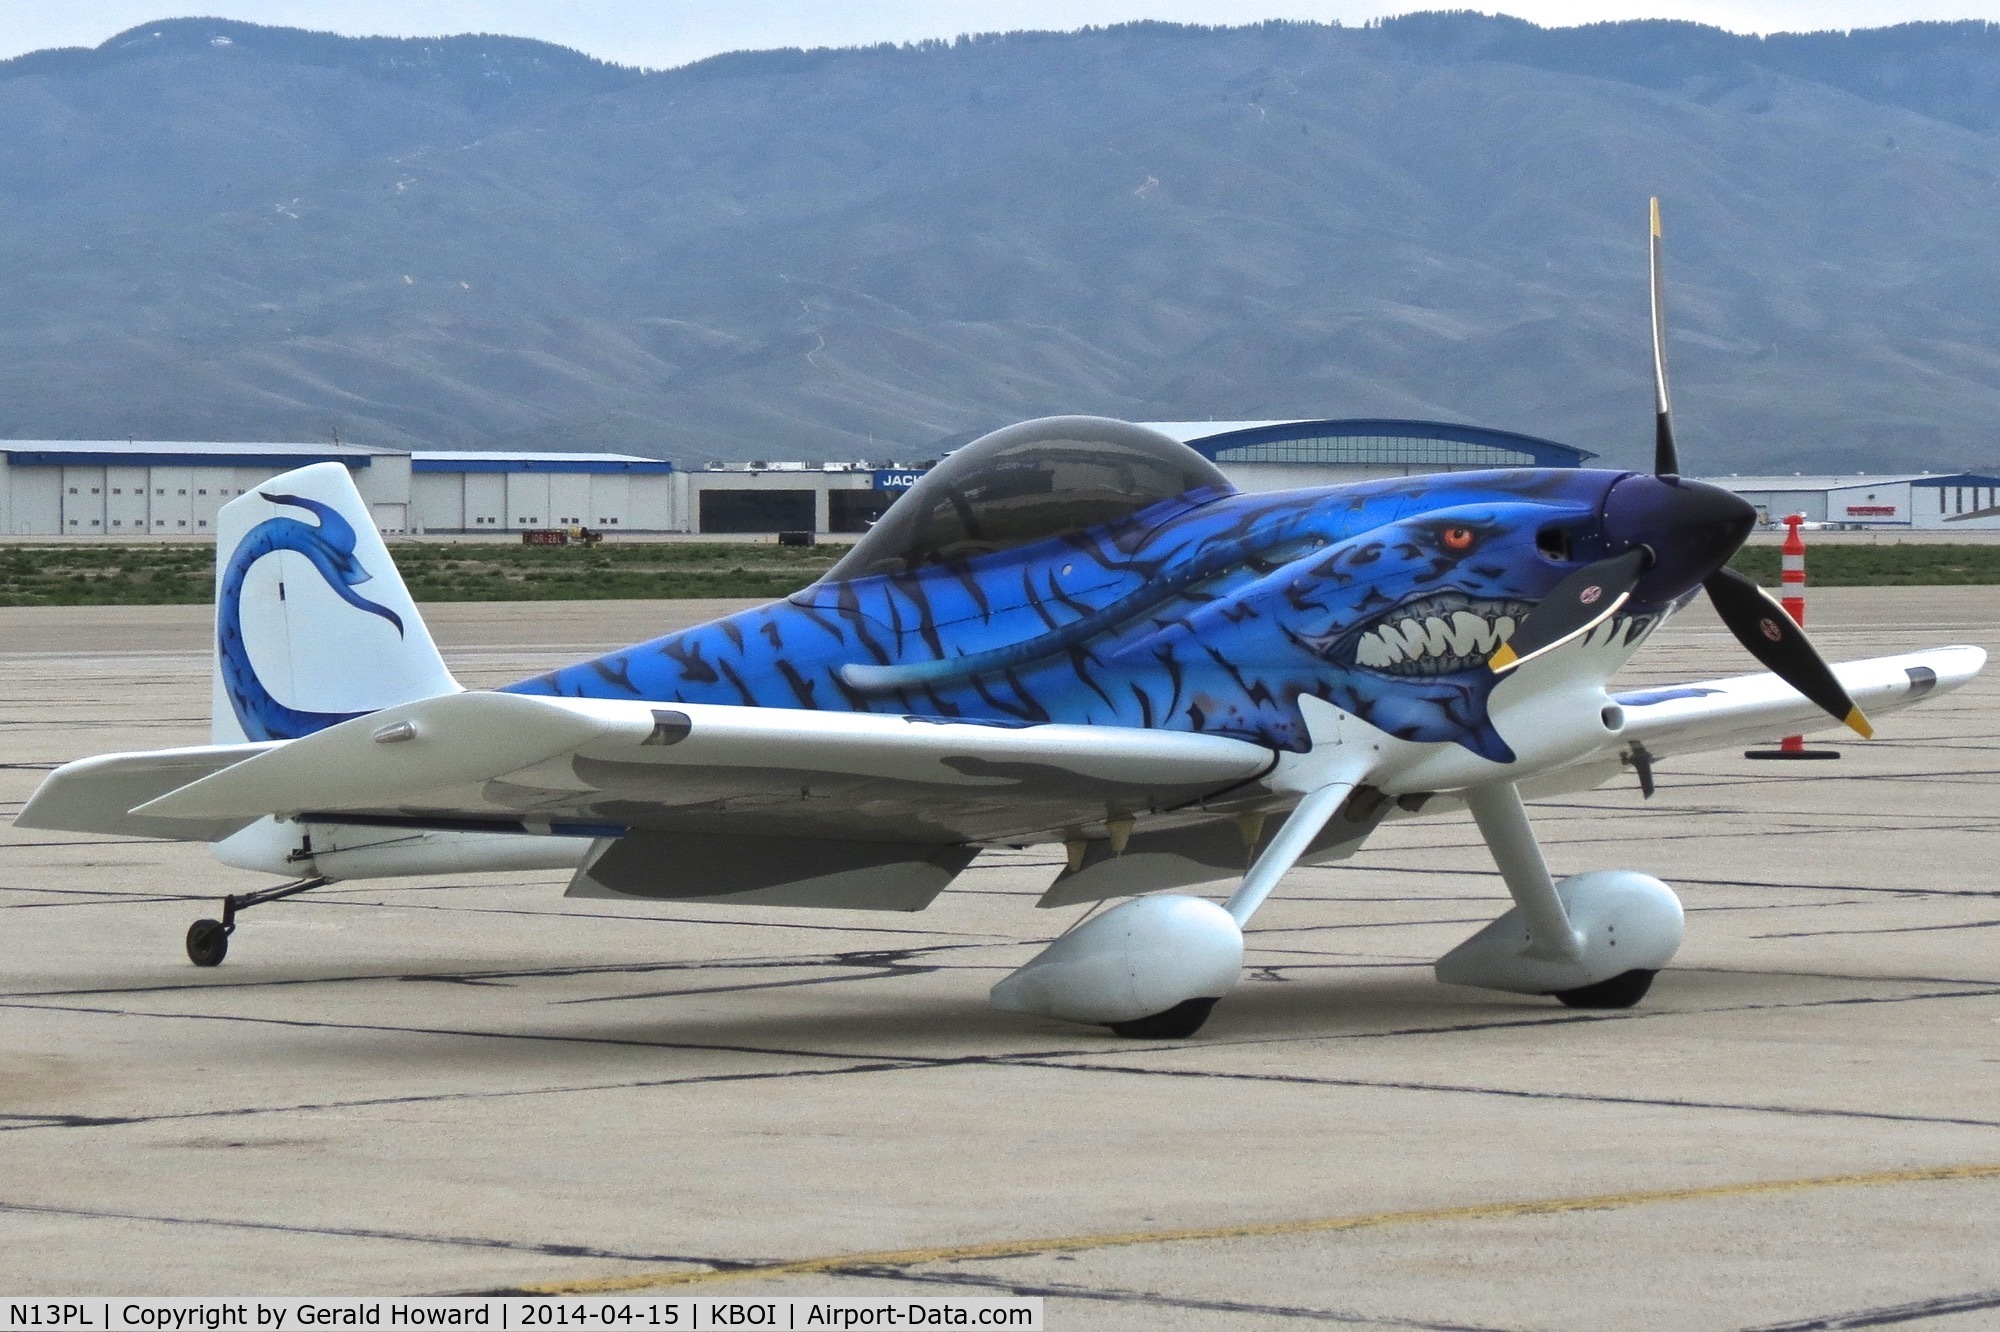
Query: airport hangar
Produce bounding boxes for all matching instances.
[0,421,1595,538]
[1705,473,2000,531]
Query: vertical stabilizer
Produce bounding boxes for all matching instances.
[211,462,460,743]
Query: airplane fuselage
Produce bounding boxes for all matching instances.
[501,467,1710,764]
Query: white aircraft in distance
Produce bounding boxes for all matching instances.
[19,204,1985,1038]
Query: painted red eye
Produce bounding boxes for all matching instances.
[1442,526,1476,553]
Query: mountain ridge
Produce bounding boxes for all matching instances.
[4,13,1999,473]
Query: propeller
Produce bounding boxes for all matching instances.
[1487,546,1649,673]
[1491,198,1872,740]
[1650,196,1678,478]
[1703,565,1873,737]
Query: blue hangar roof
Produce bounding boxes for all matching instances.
[0,439,393,469]
[0,441,676,476]
[1145,419,1597,469]
[410,451,673,475]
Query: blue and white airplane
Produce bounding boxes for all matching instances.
[19,205,1984,1037]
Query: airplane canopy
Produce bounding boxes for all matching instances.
[824,416,1234,580]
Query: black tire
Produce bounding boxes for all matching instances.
[186,918,230,967]
[1108,997,1219,1039]
[1553,968,1656,1009]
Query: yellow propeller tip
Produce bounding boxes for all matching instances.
[1488,643,1519,672]
[1650,197,1662,236]
[1845,707,1874,740]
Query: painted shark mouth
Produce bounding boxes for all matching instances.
[1346,593,1533,677]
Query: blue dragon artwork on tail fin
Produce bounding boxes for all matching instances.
[218,491,405,742]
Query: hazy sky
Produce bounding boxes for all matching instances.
[2,1,1993,67]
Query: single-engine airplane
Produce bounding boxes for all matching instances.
[19,203,1985,1037]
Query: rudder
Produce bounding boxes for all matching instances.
[212,462,460,743]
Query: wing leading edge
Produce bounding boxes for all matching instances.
[105,691,1279,849]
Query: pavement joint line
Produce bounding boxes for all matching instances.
[1,944,992,1000]
[0,1197,716,1267]
[0,996,986,1062]
[500,1161,2000,1295]
[831,1265,1509,1330]
[1002,1058,2000,1129]
[1740,1285,2000,1331]
[1758,917,2000,939]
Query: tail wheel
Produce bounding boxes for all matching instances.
[186,918,230,967]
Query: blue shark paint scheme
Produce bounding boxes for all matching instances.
[504,462,1671,763]
[218,492,406,742]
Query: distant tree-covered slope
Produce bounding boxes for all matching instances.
[5,14,2000,473]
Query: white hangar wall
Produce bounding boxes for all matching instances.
[406,453,678,534]
[0,443,678,537]
[1706,474,2000,530]
[0,442,409,537]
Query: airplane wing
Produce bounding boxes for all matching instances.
[17,645,1980,912]
[1610,644,1985,759]
[42,690,1279,850]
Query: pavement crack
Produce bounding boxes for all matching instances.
[0,1197,715,1266]
[1006,1060,2000,1131]
[840,1265,1510,1329]
[1741,1285,2000,1330]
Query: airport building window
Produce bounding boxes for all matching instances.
[1211,434,1539,467]
[830,489,897,533]
[700,489,814,534]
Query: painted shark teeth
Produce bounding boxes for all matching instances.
[1347,594,1659,677]
[1347,595,1535,677]
[1356,612,1509,672]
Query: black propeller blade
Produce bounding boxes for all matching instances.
[1703,566,1873,737]
[1650,196,1680,479]
[1489,547,1651,674]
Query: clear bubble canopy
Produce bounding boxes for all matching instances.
[824,416,1234,580]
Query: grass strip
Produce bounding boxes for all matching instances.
[0,541,1995,607]
[0,542,840,606]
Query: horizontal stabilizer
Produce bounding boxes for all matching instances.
[136,692,631,821]
[17,742,280,841]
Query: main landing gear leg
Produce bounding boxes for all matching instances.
[185,876,332,967]
[989,763,1377,1040]
[1434,781,1682,1008]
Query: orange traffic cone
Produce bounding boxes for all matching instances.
[1746,513,1841,760]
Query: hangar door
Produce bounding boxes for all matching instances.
[700,489,813,533]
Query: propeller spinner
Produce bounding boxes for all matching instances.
[1491,199,1872,740]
